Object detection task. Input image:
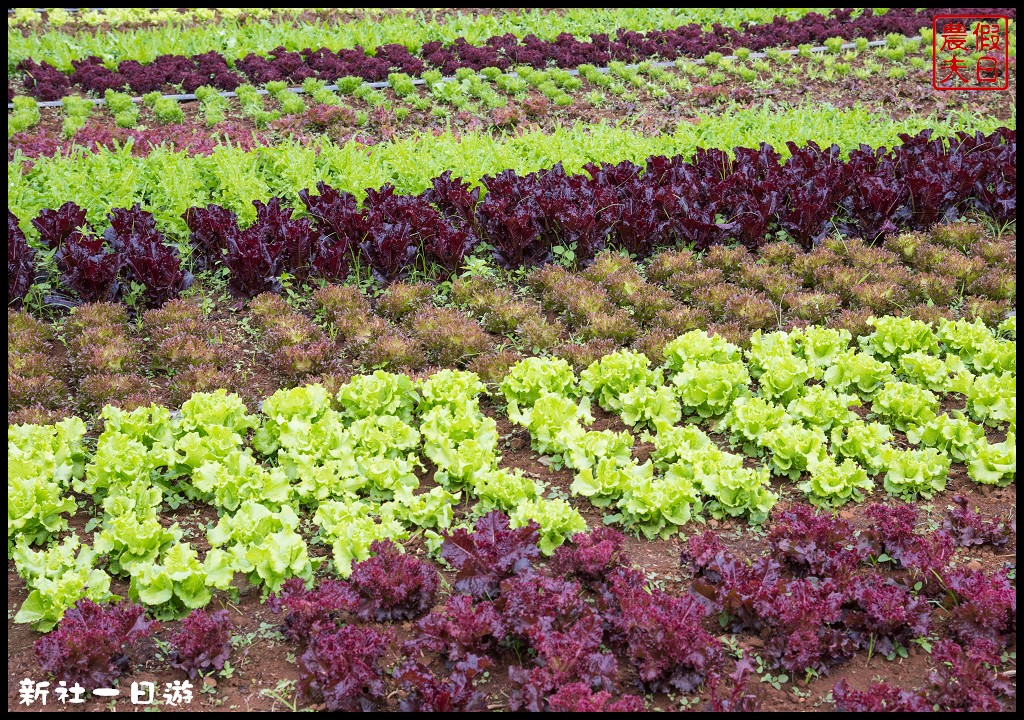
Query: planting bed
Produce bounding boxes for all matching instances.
[7,7,1017,714]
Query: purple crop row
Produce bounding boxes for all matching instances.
[13,7,1015,101]
[8,121,271,162]
[8,128,1016,308]
[33,501,1015,711]
[8,205,192,308]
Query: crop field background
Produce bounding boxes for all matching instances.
[7,7,1017,713]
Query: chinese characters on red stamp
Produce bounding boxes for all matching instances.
[933,15,1009,91]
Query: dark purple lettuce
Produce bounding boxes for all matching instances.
[31,201,89,251]
[840,146,909,242]
[411,595,505,662]
[440,511,540,599]
[168,609,233,678]
[34,599,159,690]
[777,141,845,249]
[182,204,237,263]
[533,164,617,263]
[8,211,36,305]
[478,171,547,268]
[249,198,318,279]
[423,221,477,273]
[347,540,440,622]
[396,656,492,712]
[842,578,931,658]
[224,222,282,298]
[421,171,481,232]
[299,182,366,281]
[720,144,784,251]
[895,130,975,229]
[105,205,191,306]
[297,625,393,711]
[56,232,121,303]
[359,185,440,282]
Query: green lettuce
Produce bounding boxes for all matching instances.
[700,464,777,524]
[500,356,578,422]
[178,389,257,437]
[7,417,86,553]
[965,372,1016,428]
[350,414,421,459]
[128,541,214,618]
[337,370,419,423]
[509,497,587,554]
[822,349,893,396]
[391,486,460,529]
[470,467,543,513]
[619,384,681,431]
[433,438,499,489]
[967,434,1016,486]
[208,500,313,591]
[580,350,660,412]
[756,352,813,403]
[859,315,939,362]
[564,429,634,472]
[646,424,714,470]
[881,447,950,500]
[663,329,742,369]
[94,480,180,575]
[313,498,407,577]
[745,330,794,379]
[798,455,874,508]
[192,449,292,511]
[829,421,894,474]
[13,533,114,631]
[420,403,498,467]
[871,381,939,432]
[905,412,985,462]
[898,351,964,392]
[672,360,750,418]
[720,396,788,455]
[791,326,852,377]
[572,458,653,507]
[252,384,333,456]
[518,392,593,457]
[612,468,701,540]
[970,338,1016,375]
[100,403,175,452]
[997,315,1015,338]
[763,425,828,480]
[785,385,860,432]
[418,369,486,413]
[936,317,998,368]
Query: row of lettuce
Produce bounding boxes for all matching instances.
[10,105,1009,230]
[8,32,960,146]
[10,8,966,99]
[8,126,1016,307]
[7,8,821,63]
[9,313,1016,631]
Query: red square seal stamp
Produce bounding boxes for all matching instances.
[932,14,1009,91]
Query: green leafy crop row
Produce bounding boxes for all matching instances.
[10,104,1012,243]
[503,314,1014,533]
[9,8,829,71]
[27,27,1010,143]
[9,314,1015,630]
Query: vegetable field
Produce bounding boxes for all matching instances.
[7,7,1017,713]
